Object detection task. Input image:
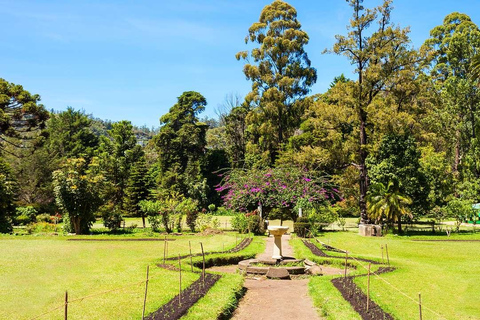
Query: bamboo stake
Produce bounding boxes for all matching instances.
[385,243,390,266]
[142,266,149,320]
[344,251,348,278]
[367,263,371,312]
[64,291,68,320]
[381,245,384,264]
[163,236,167,264]
[419,292,422,320]
[200,242,206,286]
[178,255,182,305]
[189,241,193,272]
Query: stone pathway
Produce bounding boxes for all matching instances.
[231,234,321,320]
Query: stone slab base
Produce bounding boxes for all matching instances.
[358,224,382,237]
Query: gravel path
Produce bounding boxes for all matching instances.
[231,234,322,320]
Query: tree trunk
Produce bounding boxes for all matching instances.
[359,107,369,224]
[397,219,402,234]
[142,215,146,229]
[73,216,82,235]
[453,128,461,177]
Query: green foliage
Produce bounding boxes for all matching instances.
[330,0,418,223]
[53,158,104,234]
[422,12,480,179]
[25,222,58,234]
[0,158,17,233]
[139,200,163,232]
[231,213,248,233]
[46,108,99,159]
[97,120,143,213]
[154,91,209,205]
[15,206,37,225]
[236,0,317,164]
[195,213,220,232]
[293,216,310,237]
[124,157,151,227]
[442,198,474,232]
[247,213,265,235]
[102,212,124,232]
[0,78,49,140]
[367,133,429,215]
[367,181,413,232]
[177,198,198,232]
[308,205,339,233]
[35,213,52,223]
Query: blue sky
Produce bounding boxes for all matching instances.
[1,0,480,128]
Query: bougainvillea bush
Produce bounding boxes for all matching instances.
[216,167,338,219]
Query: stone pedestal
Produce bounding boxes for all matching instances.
[358,224,382,237]
[268,226,289,259]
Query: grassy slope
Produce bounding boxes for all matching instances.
[306,231,480,320]
[0,234,239,320]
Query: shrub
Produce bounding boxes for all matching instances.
[309,205,339,233]
[26,222,58,234]
[147,215,161,232]
[294,216,310,237]
[15,206,37,225]
[231,213,248,233]
[247,214,265,235]
[102,211,124,231]
[36,214,53,223]
[195,214,220,232]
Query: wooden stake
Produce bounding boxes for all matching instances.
[419,292,422,320]
[367,263,371,312]
[189,241,193,272]
[166,240,168,259]
[163,236,167,264]
[142,266,149,320]
[200,242,206,285]
[344,252,348,278]
[381,245,384,264]
[385,243,390,266]
[64,291,68,320]
[178,255,182,305]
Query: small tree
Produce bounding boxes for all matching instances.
[53,158,104,234]
[442,199,474,232]
[367,182,412,233]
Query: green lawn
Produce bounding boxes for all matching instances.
[0,233,252,320]
[296,231,480,320]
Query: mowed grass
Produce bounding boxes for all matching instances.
[306,232,480,320]
[0,233,244,320]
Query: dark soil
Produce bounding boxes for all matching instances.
[167,237,252,261]
[332,267,395,320]
[302,240,381,265]
[67,238,175,241]
[145,274,221,320]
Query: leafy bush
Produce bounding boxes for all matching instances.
[247,213,265,235]
[147,215,161,232]
[294,216,310,237]
[15,206,37,225]
[26,222,58,234]
[139,200,164,232]
[214,207,235,216]
[36,214,53,223]
[442,199,474,232]
[195,214,220,232]
[102,211,124,231]
[231,213,248,233]
[308,205,339,233]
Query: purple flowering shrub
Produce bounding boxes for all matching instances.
[216,167,338,218]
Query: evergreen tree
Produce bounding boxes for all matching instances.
[124,157,150,228]
[236,0,317,165]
